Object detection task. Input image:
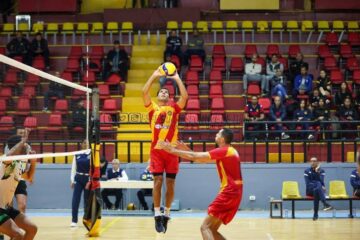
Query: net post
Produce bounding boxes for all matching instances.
[91,88,100,143]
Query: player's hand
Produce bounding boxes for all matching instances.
[322,186,326,192]
[157,140,173,152]
[176,141,192,151]
[152,68,163,79]
[22,128,31,142]
[166,71,179,80]
[315,164,320,172]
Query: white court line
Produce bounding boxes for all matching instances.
[266,233,274,240]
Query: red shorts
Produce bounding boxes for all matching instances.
[208,184,243,225]
[150,149,179,174]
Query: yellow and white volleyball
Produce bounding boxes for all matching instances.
[158,62,177,76]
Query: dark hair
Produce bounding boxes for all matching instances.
[271,54,278,58]
[7,135,22,149]
[157,88,170,96]
[300,65,308,71]
[220,128,233,144]
[113,40,120,45]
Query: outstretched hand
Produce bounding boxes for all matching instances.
[22,128,31,142]
[152,68,164,79]
[175,141,192,151]
[157,140,173,152]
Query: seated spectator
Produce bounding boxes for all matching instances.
[104,40,129,81]
[244,96,265,140]
[137,164,153,210]
[309,88,323,108]
[294,99,314,140]
[30,32,50,69]
[243,54,266,94]
[101,159,128,209]
[183,30,205,65]
[269,96,289,139]
[350,160,360,197]
[335,82,352,107]
[304,157,333,221]
[6,31,31,65]
[317,70,331,97]
[289,52,309,85]
[293,66,313,97]
[42,72,65,112]
[266,54,284,82]
[338,97,358,139]
[164,30,182,64]
[68,100,86,130]
[313,98,330,133]
[271,69,288,101]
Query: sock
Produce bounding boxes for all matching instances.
[154,207,161,217]
[164,207,171,217]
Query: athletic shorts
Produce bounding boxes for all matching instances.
[150,149,179,174]
[15,180,27,196]
[0,207,21,226]
[208,184,243,225]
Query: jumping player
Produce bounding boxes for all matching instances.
[142,69,188,233]
[159,129,242,240]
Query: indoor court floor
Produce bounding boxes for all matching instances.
[15,211,360,240]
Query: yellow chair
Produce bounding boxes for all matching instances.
[18,23,29,32]
[329,180,349,199]
[346,151,355,162]
[196,21,209,33]
[211,21,223,32]
[256,21,269,32]
[287,20,299,31]
[242,21,254,31]
[282,181,302,199]
[121,22,133,33]
[268,153,304,163]
[62,22,75,33]
[301,20,313,31]
[32,22,44,34]
[91,22,104,34]
[181,21,193,33]
[317,20,330,32]
[348,21,359,32]
[106,22,119,33]
[333,20,345,32]
[1,23,15,35]
[166,21,178,31]
[226,20,238,32]
[76,22,89,34]
[271,20,283,31]
[46,23,59,33]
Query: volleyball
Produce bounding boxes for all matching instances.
[158,62,177,76]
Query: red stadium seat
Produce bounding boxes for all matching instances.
[105,73,122,86]
[186,98,200,113]
[3,71,18,87]
[14,98,31,116]
[258,98,271,114]
[330,70,344,85]
[98,84,111,99]
[210,114,224,130]
[25,74,41,87]
[247,84,261,96]
[0,87,12,100]
[339,44,354,59]
[184,113,199,130]
[90,46,104,59]
[318,45,333,59]
[324,32,339,46]
[47,114,62,131]
[102,99,118,115]
[71,88,86,100]
[212,56,226,72]
[186,85,199,99]
[353,70,360,85]
[100,113,114,131]
[278,57,289,71]
[348,32,360,47]
[323,56,338,71]
[209,85,223,98]
[244,44,258,59]
[185,70,199,85]
[189,55,203,72]
[209,70,222,85]
[23,116,38,129]
[0,116,14,131]
[32,56,45,70]
[61,72,73,82]
[54,99,69,115]
[266,44,280,58]
[346,57,360,72]
[288,44,301,59]
[212,45,226,58]
[65,58,80,72]
[211,97,225,114]
[0,47,5,55]
[69,46,83,59]
[0,99,6,116]
[81,71,96,86]
[21,86,36,99]
[170,55,181,72]
[228,57,244,77]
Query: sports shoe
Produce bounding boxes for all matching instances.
[281,132,290,140]
[312,214,318,221]
[308,134,314,140]
[323,204,333,211]
[70,222,77,228]
[154,216,165,233]
[163,215,170,233]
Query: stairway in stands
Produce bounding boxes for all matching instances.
[116,34,165,162]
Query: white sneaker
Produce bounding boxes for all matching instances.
[70,222,77,228]
[308,134,314,140]
[281,132,290,140]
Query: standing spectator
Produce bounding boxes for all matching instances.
[101,159,128,210]
[290,52,309,85]
[338,97,358,139]
[271,69,288,101]
[42,72,65,112]
[293,66,313,97]
[244,96,265,140]
[137,164,153,210]
[164,30,182,64]
[183,30,205,65]
[104,40,129,81]
[335,82,352,107]
[269,96,289,139]
[317,70,331,97]
[304,157,333,221]
[243,54,266,94]
[266,54,284,91]
[70,140,90,227]
[294,99,314,140]
[6,32,31,65]
[313,98,330,135]
[30,32,50,69]
[350,159,360,197]
[69,100,86,130]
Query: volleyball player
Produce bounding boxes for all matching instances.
[142,69,188,233]
[159,129,243,240]
[0,129,38,239]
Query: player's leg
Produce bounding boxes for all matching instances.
[71,175,84,224]
[15,180,28,213]
[165,174,176,214]
[0,218,24,240]
[13,212,37,240]
[200,215,225,240]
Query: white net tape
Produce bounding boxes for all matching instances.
[0,149,91,162]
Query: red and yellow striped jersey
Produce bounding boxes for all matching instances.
[209,146,242,192]
[146,101,182,149]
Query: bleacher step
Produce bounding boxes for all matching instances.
[125,83,159,97]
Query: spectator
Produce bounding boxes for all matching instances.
[104,40,129,81]
[313,98,330,135]
[271,69,288,101]
[338,97,358,139]
[309,88,323,108]
[317,70,331,97]
[30,32,50,69]
[304,157,333,221]
[164,30,182,64]
[183,30,205,65]
[137,164,153,210]
[100,156,108,179]
[269,96,290,139]
[6,31,31,65]
[244,96,265,140]
[290,52,309,83]
[266,54,284,85]
[294,99,314,140]
[350,160,360,197]
[42,72,65,112]
[69,100,86,130]
[243,54,266,95]
[101,159,128,210]
[335,82,352,107]
[293,66,313,97]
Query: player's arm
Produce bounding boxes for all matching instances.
[4,129,30,165]
[169,73,188,109]
[158,141,211,163]
[22,150,37,182]
[142,69,162,106]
